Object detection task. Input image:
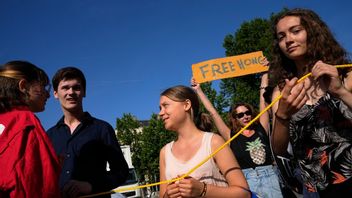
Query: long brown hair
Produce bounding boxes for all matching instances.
[161,85,213,132]
[228,102,259,133]
[269,8,350,89]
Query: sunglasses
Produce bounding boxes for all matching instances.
[233,110,251,119]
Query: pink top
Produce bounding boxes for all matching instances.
[164,132,227,186]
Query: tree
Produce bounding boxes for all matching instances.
[221,18,272,108]
[200,82,228,114]
[116,113,141,153]
[134,114,176,189]
[223,18,272,58]
[115,113,175,191]
[115,10,289,194]
[199,82,229,130]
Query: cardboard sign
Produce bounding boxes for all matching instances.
[192,51,268,83]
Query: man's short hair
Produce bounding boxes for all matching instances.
[52,67,86,93]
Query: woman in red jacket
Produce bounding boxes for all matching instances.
[0,61,61,198]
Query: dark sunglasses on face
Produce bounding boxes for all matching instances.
[233,110,251,119]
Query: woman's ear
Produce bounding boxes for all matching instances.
[184,99,192,111]
[18,79,28,94]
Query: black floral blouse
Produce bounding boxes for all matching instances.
[289,93,352,192]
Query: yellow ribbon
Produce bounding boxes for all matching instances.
[81,64,352,197]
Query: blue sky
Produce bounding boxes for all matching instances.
[1,0,351,130]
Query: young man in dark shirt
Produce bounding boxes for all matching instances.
[47,67,128,198]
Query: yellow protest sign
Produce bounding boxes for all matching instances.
[192,51,268,83]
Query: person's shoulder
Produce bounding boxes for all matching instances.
[87,114,115,136]
[9,107,37,126]
[94,118,112,126]
[85,112,109,124]
[1,107,38,128]
[161,140,174,152]
[210,133,225,146]
[7,106,33,117]
[85,113,113,128]
[160,144,167,155]
[46,117,64,135]
[46,125,57,135]
[273,85,281,94]
[92,117,114,130]
[160,141,173,159]
[256,123,267,132]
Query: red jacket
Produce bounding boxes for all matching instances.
[0,107,61,198]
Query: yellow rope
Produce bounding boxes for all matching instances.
[81,64,352,197]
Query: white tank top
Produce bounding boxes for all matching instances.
[164,132,228,187]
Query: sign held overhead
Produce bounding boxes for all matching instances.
[192,51,268,83]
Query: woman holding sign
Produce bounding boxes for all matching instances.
[191,73,283,198]
[159,85,252,198]
[268,8,352,197]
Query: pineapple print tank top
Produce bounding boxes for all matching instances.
[230,123,273,169]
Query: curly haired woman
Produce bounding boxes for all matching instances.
[268,8,352,197]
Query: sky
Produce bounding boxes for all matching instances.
[1,0,351,130]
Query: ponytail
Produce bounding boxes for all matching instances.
[196,112,213,132]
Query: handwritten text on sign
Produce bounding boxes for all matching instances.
[192,51,268,83]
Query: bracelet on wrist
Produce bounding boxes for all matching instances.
[199,182,207,197]
[275,112,290,122]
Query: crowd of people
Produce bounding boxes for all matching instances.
[0,8,351,198]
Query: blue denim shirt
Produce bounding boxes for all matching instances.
[47,112,128,195]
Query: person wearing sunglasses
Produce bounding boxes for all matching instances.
[191,73,283,198]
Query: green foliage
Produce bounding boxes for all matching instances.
[136,114,176,185]
[200,82,229,130]
[114,8,289,191]
[223,18,272,56]
[220,75,262,107]
[221,18,273,109]
[116,113,176,186]
[116,113,141,151]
